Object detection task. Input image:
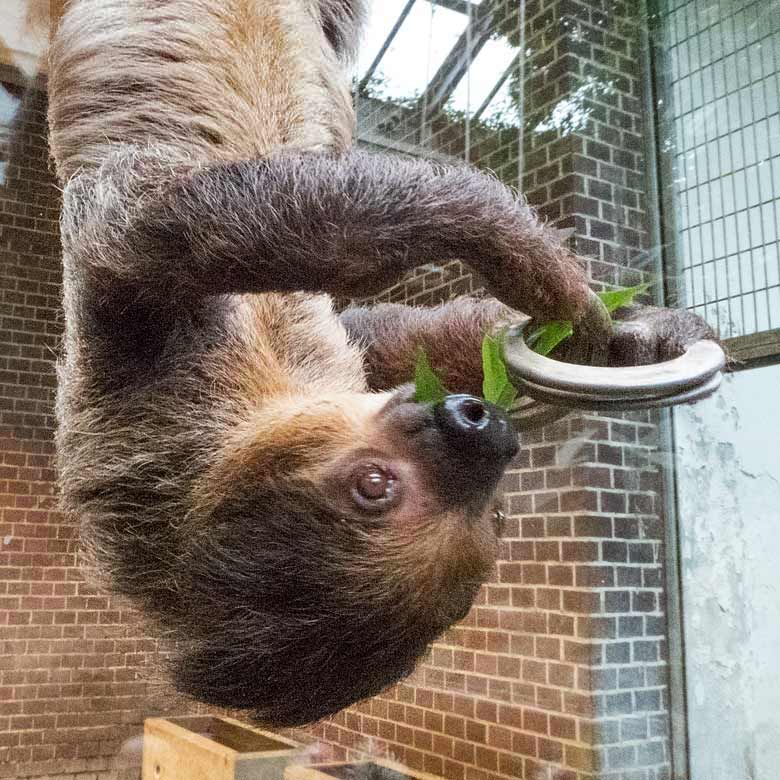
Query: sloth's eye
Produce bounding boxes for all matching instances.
[351,465,399,512]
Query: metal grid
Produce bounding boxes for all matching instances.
[352,0,525,187]
[661,0,780,339]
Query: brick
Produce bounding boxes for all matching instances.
[523,709,548,734]
[537,686,563,711]
[621,717,649,741]
[566,744,600,771]
[618,616,645,638]
[522,659,546,685]
[485,631,509,654]
[578,616,617,639]
[597,443,623,465]
[635,689,662,712]
[465,675,487,696]
[442,760,465,780]
[548,613,575,636]
[561,489,599,512]
[546,516,572,536]
[443,715,465,739]
[629,542,656,563]
[645,615,666,637]
[574,514,613,537]
[605,591,631,613]
[521,563,546,584]
[549,564,574,586]
[424,710,443,733]
[535,587,561,610]
[617,566,643,587]
[576,565,616,587]
[602,541,628,562]
[637,740,666,765]
[423,754,444,776]
[475,700,497,724]
[563,589,601,613]
[632,591,657,612]
[520,517,545,537]
[496,656,520,679]
[522,611,547,634]
[601,490,627,513]
[534,540,560,561]
[608,745,637,768]
[562,541,599,561]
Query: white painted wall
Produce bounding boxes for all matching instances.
[674,363,780,780]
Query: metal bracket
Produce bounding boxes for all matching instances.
[501,320,727,430]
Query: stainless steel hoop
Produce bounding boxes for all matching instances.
[501,320,727,430]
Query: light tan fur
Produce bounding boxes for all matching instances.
[48,0,356,181]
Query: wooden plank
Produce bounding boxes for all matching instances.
[725,329,780,370]
[142,715,301,780]
[143,718,235,780]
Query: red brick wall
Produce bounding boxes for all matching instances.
[0,81,203,780]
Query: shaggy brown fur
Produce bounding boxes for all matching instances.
[50,0,715,725]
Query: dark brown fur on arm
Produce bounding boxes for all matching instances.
[62,147,593,332]
[341,298,519,396]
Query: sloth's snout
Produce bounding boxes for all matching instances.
[434,394,518,464]
[378,388,518,509]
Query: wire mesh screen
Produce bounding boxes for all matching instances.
[660,0,780,339]
[352,0,524,186]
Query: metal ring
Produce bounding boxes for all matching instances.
[516,370,723,411]
[501,320,726,427]
[508,396,572,430]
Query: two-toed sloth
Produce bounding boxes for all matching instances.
[49,0,714,726]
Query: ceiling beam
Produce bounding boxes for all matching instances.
[417,0,504,118]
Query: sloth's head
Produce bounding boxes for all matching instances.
[172,387,518,726]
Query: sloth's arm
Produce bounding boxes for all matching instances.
[340,299,719,394]
[340,298,519,395]
[64,148,607,333]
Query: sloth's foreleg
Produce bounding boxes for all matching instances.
[66,148,609,336]
[340,298,518,396]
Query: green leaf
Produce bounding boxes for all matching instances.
[597,282,652,313]
[526,320,574,356]
[481,334,518,410]
[413,348,448,405]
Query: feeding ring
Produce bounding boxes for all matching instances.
[500,319,727,430]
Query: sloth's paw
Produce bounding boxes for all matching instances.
[605,304,718,366]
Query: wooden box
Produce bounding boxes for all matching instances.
[142,714,301,780]
[284,758,442,780]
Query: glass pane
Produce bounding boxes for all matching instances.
[354,0,412,81]
[447,37,518,116]
[2,2,778,780]
[367,1,468,103]
[479,77,520,128]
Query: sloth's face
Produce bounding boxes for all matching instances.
[172,388,518,726]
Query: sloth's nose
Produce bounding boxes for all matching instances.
[434,394,519,463]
